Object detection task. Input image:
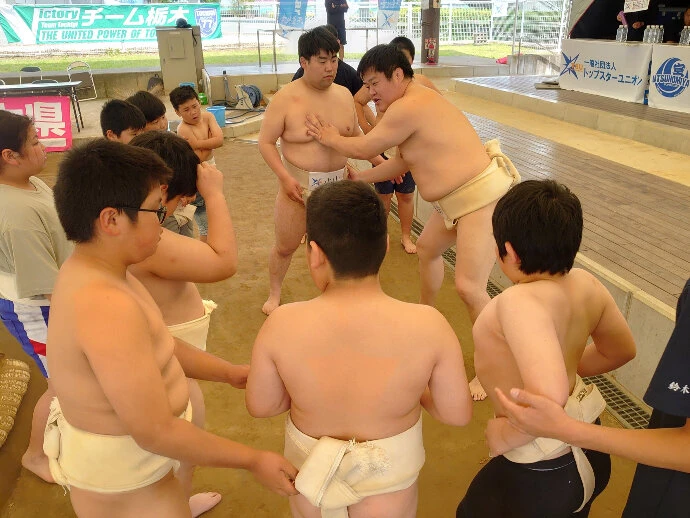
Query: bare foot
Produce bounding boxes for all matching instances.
[401,236,417,254]
[190,492,222,517]
[21,452,54,483]
[262,296,280,316]
[469,376,487,401]
[300,234,306,244]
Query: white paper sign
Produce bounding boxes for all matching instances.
[624,0,650,13]
[560,39,652,103]
[648,44,690,113]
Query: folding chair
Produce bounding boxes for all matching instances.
[19,66,42,84]
[32,78,60,95]
[66,61,97,101]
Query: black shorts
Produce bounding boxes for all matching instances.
[327,15,347,45]
[373,152,415,194]
[374,173,415,195]
[456,447,611,518]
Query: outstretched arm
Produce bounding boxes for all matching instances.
[496,387,690,473]
[173,337,249,389]
[306,100,415,160]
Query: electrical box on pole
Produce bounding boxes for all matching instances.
[421,0,440,64]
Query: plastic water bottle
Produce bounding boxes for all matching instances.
[642,25,650,42]
[679,26,689,45]
[622,24,629,42]
[650,25,658,43]
[616,24,627,42]
[658,25,664,43]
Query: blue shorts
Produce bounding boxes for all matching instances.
[375,172,415,195]
[0,299,50,377]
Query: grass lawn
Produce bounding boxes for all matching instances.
[0,43,515,73]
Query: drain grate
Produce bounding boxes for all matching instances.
[390,200,651,430]
[582,375,650,429]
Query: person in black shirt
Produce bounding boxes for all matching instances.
[664,7,690,42]
[292,25,362,96]
[497,277,690,518]
[325,0,348,59]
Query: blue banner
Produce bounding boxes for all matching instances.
[278,0,308,33]
[378,0,403,29]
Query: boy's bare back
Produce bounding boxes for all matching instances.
[474,268,633,416]
[250,290,470,441]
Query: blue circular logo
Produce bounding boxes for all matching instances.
[653,58,689,98]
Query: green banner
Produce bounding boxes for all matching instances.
[7,4,221,44]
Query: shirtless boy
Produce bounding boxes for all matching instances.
[306,43,520,400]
[497,276,690,518]
[258,26,381,315]
[170,85,224,242]
[130,131,239,515]
[47,140,297,518]
[457,180,636,517]
[100,99,146,143]
[353,36,441,255]
[246,181,472,518]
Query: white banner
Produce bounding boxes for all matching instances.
[559,39,653,103]
[648,44,690,114]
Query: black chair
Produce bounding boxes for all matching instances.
[19,66,42,84]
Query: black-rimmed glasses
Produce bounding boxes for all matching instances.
[118,204,167,224]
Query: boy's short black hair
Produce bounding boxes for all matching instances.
[493,180,583,276]
[390,36,415,61]
[126,91,167,124]
[306,181,387,279]
[298,26,340,61]
[357,44,414,79]
[0,110,32,161]
[169,85,199,111]
[99,99,146,137]
[54,140,172,243]
[130,131,199,200]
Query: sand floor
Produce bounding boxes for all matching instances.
[0,139,637,517]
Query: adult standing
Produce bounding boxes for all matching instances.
[326,0,348,60]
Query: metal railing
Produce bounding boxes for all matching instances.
[221,0,570,51]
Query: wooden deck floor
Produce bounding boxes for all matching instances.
[460,75,690,131]
[466,112,690,307]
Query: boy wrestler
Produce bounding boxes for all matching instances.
[457,180,637,517]
[497,276,690,518]
[246,181,472,517]
[130,130,240,515]
[170,85,224,242]
[100,99,146,143]
[127,90,169,132]
[48,140,297,518]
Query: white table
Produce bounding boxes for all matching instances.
[560,39,653,103]
[0,81,84,131]
[648,43,690,113]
